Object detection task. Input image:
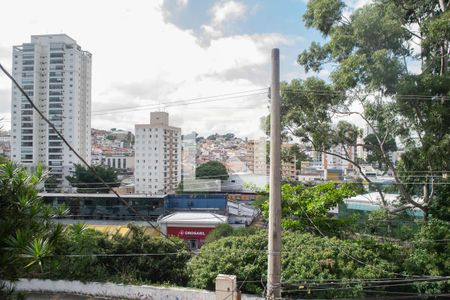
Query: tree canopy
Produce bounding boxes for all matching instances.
[282,0,450,219]
[189,231,404,298]
[195,161,229,180]
[281,144,311,170]
[261,183,358,234]
[66,164,120,193]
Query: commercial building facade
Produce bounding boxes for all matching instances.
[11,34,91,186]
[159,212,227,249]
[134,112,181,194]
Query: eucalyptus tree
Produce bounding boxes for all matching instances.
[282,0,449,219]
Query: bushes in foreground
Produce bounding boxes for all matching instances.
[190,231,398,297]
[43,224,191,285]
[1,162,449,299]
[189,230,450,298]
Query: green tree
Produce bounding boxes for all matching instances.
[223,133,235,141]
[281,144,311,170]
[284,0,450,219]
[206,133,218,140]
[204,224,260,243]
[46,224,191,285]
[261,183,357,235]
[66,164,120,193]
[428,178,450,221]
[105,225,190,285]
[196,161,229,180]
[363,133,397,171]
[0,162,66,281]
[189,231,403,298]
[404,219,450,294]
[204,224,234,243]
[46,223,110,282]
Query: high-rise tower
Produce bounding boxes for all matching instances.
[135,112,181,194]
[11,34,92,187]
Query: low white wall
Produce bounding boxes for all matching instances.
[6,279,264,300]
[9,279,214,300]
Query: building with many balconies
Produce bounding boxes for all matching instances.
[134,112,181,194]
[10,34,91,187]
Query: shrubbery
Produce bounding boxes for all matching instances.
[1,161,449,299]
[189,231,405,298]
[44,224,191,285]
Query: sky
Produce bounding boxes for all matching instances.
[0,0,369,138]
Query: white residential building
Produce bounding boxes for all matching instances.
[10,34,92,187]
[103,154,135,171]
[134,112,181,194]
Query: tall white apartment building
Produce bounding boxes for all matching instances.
[11,34,91,187]
[134,112,181,194]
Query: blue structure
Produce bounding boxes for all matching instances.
[40,193,166,221]
[40,193,228,221]
[165,194,227,213]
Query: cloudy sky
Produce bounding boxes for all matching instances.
[0,0,368,138]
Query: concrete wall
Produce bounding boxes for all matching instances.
[6,279,264,300]
[8,279,214,300]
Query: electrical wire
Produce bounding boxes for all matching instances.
[281,87,449,101]
[0,63,180,247]
[92,88,267,113]
[299,207,418,279]
[281,277,450,293]
[92,91,268,116]
[37,252,191,258]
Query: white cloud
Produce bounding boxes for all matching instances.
[0,0,287,138]
[201,24,223,39]
[210,0,247,26]
[342,0,372,20]
[176,0,188,7]
[344,0,372,11]
[199,1,249,41]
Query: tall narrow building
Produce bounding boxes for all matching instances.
[11,34,92,187]
[135,112,181,195]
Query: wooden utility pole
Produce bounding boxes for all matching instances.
[267,48,282,300]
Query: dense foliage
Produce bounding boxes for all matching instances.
[281,144,311,172]
[282,0,450,219]
[1,161,449,299]
[66,163,120,193]
[195,160,229,180]
[261,183,358,234]
[0,162,190,289]
[45,224,191,285]
[204,224,260,244]
[404,220,450,288]
[189,231,408,298]
[0,162,66,281]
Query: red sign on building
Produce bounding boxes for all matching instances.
[167,226,214,240]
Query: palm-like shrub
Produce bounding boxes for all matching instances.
[0,162,65,279]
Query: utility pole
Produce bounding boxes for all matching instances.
[267,48,282,300]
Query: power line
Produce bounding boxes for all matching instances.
[92,91,268,116]
[38,252,192,258]
[0,63,179,247]
[280,276,450,287]
[281,87,449,101]
[92,88,267,113]
[299,207,416,279]
[281,277,450,293]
